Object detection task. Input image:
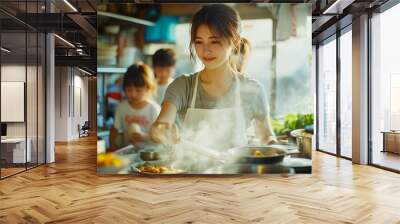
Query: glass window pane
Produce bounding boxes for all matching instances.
[340,29,352,158]
[1,0,47,178]
[1,30,28,177]
[27,31,38,169]
[38,32,45,165]
[371,3,400,171]
[318,37,337,154]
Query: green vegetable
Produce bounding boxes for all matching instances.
[271,113,314,136]
[272,118,285,136]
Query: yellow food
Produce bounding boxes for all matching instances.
[136,163,180,174]
[252,149,281,157]
[253,150,264,157]
[137,163,167,173]
[97,153,123,167]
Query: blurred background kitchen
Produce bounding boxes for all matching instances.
[96,3,314,153]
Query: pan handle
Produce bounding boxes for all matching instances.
[130,165,142,174]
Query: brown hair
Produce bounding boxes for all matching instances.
[123,62,156,94]
[189,4,242,62]
[234,37,252,74]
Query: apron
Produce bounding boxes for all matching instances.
[179,73,247,172]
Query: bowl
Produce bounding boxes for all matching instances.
[139,151,160,161]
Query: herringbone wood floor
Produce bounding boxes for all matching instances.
[1,135,400,224]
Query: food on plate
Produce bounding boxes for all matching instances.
[137,163,167,173]
[253,150,264,157]
[97,153,123,167]
[136,163,183,174]
[251,149,280,157]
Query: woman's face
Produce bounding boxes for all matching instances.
[194,25,233,70]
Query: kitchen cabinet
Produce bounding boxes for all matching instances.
[97,67,127,74]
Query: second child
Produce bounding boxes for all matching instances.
[152,48,176,105]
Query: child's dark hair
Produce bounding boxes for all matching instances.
[123,63,156,93]
[152,48,176,68]
[190,4,242,61]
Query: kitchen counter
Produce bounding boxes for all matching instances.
[98,144,312,175]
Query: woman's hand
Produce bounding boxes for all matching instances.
[255,116,277,145]
[129,132,148,144]
[150,121,180,145]
[261,135,278,145]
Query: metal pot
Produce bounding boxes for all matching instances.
[227,146,287,164]
[296,134,312,158]
[139,151,160,161]
[138,145,176,162]
[204,163,294,174]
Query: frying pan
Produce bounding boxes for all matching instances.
[227,146,287,164]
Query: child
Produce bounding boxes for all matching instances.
[109,63,160,151]
[152,48,176,105]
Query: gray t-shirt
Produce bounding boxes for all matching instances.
[114,100,161,147]
[164,72,269,127]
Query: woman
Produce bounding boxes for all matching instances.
[150,4,276,152]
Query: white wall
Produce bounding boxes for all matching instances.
[55,67,89,141]
[73,73,89,138]
[1,65,26,145]
[55,67,69,141]
[1,65,31,137]
[1,64,46,163]
[1,65,25,132]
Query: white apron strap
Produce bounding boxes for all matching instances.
[234,74,241,108]
[189,73,199,109]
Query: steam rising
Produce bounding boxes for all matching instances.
[168,76,262,173]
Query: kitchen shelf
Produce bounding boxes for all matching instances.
[98,130,110,137]
[98,11,155,27]
[97,67,127,74]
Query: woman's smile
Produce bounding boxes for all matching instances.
[203,56,216,62]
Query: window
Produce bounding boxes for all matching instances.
[370,3,400,171]
[317,36,337,154]
[339,29,352,158]
[0,1,47,179]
